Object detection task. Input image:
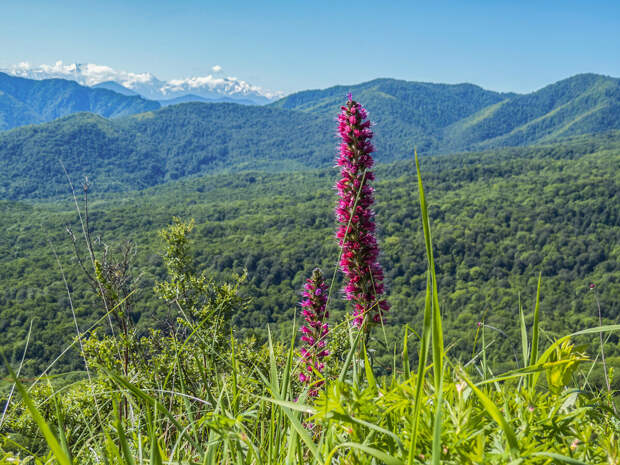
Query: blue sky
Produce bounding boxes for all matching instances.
[1,0,618,95]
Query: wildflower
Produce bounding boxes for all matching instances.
[335,95,389,329]
[589,283,596,290]
[298,268,329,396]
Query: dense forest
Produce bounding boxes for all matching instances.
[1,133,618,379]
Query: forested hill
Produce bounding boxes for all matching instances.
[0,72,160,131]
[272,73,620,151]
[1,73,618,200]
[0,133,618,374]
[270,78,511,151]
[0,104,333,199]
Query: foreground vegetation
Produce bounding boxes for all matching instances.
[1,153,619,463]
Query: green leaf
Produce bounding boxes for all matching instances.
[324,410,404,451]
[532,324,620,389]
[259,397,315,415]
[531,452,590,464]
[459,369,519,453]
[363,343,377,391]
[280,317,297,399]
[325,442,404,465]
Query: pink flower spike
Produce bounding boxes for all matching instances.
[334,97,389,332]
[296,268,329,397]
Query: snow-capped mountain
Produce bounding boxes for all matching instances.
[3,61,283,104]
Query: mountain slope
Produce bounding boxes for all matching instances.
[273,74,620,152]
[158,94,257,106]
[271,78,512,152]
[443,73,620,150]
[92,80,139,96]
[0,72,160,130]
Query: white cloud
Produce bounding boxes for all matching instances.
[1,60,285,101]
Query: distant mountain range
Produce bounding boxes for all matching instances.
[92,80,139,96]
[0,72,160,130]
[0,72,618,199]
[2,61,281,105]
[158,94,259,107]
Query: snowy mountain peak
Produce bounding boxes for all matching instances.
[3,61,284,104]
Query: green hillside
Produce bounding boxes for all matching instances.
[274,73,620,151]
[0,103,332,199]
[444,73,620,149]
[270,78,510,152]
[1,133,618,375]
[0,72,160,131]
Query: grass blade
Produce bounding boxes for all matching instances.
[519,294,528,369]
[3,359,73,465]
[415,150,444,392]
[402,327,411,379]
[338,324,364,382]
[280,317,297,399]
[115,400,137,465]
[261,394,322,462]
[363,343,377,391]
[106,371,206,456]
[149,405,163,465]
[431,377,443,465]
[407,273,432,464]
[528,272,542,388]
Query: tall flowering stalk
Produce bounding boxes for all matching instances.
[298,268,329,396]
[336,95,389,329]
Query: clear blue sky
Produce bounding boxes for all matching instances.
[1,0,618,95]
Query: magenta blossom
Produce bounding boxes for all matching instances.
[336,96,389,329]
[298,268,329,396]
